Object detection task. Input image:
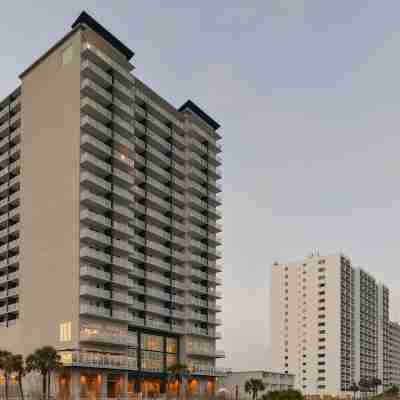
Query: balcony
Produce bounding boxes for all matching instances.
[114,80,134,103]
[186,348,226,359]
[130,317,146,327]
[113,204,134,221]
[189,365,229,377]
[81,78,112,107]
[59,349,136,370]
[113,115,134,138]
[146,304,171,318]
[112,291,131,305]
[130,301,145,311]
[80,285,111,300]
[146,319,171,331]
[113,256,133,271]
[80,247,110,265]
[81,133,111,160]
[80,329,129,347]
[81,152,111,177]
[81,97,112,124]
[81,59,112,87]
[146,271,171,286]
[80,265,111,281]
[80,209,110,230]
[81,190,111,213]
[82,42,134,85]
[188,327,222,339]
[81,115,112,142]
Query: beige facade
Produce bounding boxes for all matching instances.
[0,11,224,399]
[270,254,389,397]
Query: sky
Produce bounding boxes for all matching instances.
[3,0,400,371]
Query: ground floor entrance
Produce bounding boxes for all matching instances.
[56,368,216,399]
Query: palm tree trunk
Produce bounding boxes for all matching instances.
[18,374,24,400]
[42,373,46,400]
[47,372,51,400]
[5,374,9,400]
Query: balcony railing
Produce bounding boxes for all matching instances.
[59,349,137,370]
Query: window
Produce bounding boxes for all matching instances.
[60,321,72,342]
[318,267,325,272]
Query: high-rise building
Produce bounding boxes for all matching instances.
[0,11,224,398]
[270,253,389,396]
[388,321,400,388]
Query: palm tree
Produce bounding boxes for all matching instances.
[359,379,369,400]
[166,362,189,399]
[26,346,62,400]
[350,382,359,400]
[0,350,12,400]
[244,379,266,400]
[10,354,25,400]
[370,377,382,395]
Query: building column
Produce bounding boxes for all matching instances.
[101,371,108,400]
[199,379,208,396]
[121,371,129,399]
[70,369,80,400]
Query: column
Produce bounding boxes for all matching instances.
[101,371,108,400]
[70,369,80,400]
[121,372,129,399]
[199,379,208,397]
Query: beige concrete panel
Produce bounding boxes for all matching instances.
[18,30,82,356]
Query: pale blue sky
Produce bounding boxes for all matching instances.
[2,1,400,370]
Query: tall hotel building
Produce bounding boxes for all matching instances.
[0,11,224,398]
[271,254,389,396]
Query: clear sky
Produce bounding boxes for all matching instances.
[3,0,400,371]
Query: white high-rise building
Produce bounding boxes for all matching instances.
[270,254,389,396]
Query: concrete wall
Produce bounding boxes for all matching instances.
[271,255,343,396]
[16,29,82,356]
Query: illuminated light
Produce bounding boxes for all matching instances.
[80,375,87,384]
[121,154,126,160]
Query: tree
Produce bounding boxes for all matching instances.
[370,377,382,395]
[10,354,25,400]
[0,350,12,400]
[350,382,359,400]
[359,379,371,400]
[166,363,189,399]
[244,379,266,400]
[385,385,399,396]
[26,346,62,400]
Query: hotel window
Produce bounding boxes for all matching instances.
[60,322,72,342]
[141,334,164,352]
